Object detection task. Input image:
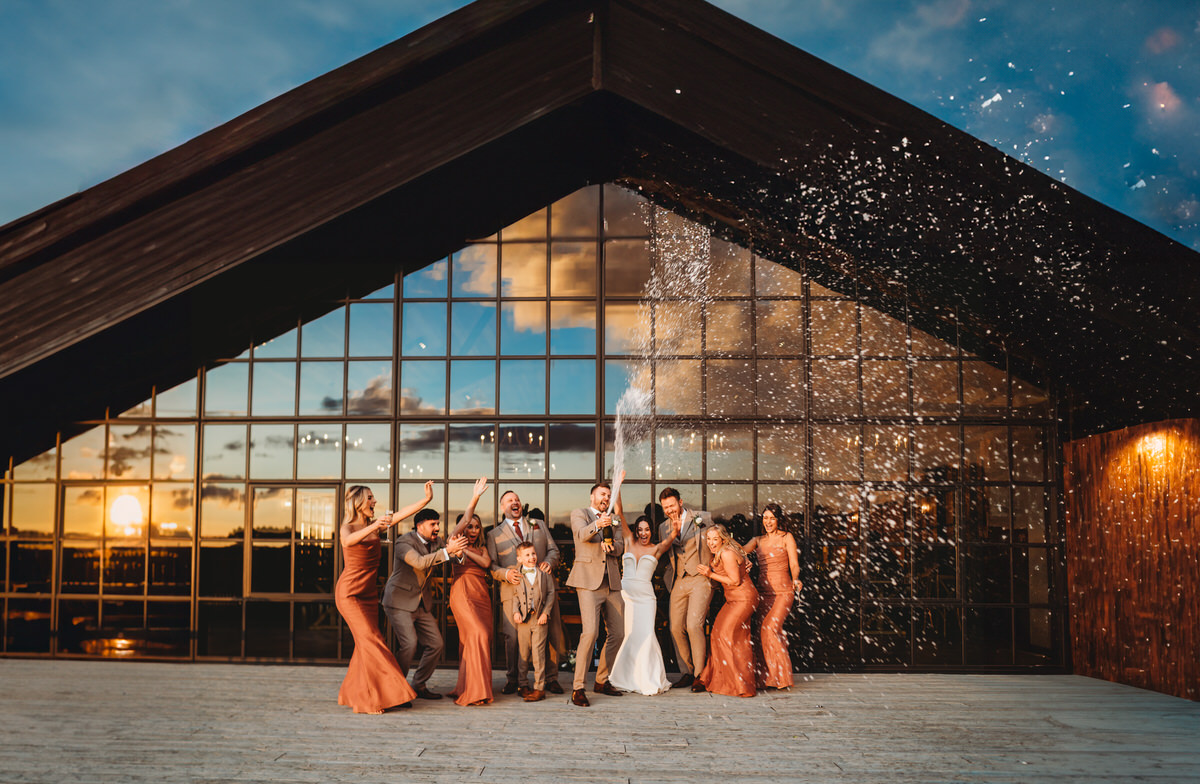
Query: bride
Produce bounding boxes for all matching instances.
[608,471,681,695]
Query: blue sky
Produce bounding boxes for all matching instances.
[1,0,1197,249]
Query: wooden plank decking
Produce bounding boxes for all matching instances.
[2,660,1197,783]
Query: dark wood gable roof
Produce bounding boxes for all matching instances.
[1,0,1197,462]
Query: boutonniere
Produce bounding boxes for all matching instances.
[694,514,704,528]
[529,521,541,531]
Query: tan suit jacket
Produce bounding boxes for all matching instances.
[382,530,449,612]
[511,570,557,622]
[487,518,560,597]
[566,507,624,590]
[660,508,712,592]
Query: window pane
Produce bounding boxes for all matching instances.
[299,361,344,416]
[912,361,959,416]
[1013,486,1047,544]
[550,302,596,357]
[604,302,649,355]
[61,427,105,480]
[253,487,293,539]
[811,359,858,417]
[347,361,392,416]
[249,424,294,480]
[655,359,701,415]
[965,607,1013,665]
[551,186,600,236]
[707,359,755,417]
[604,359,648,416]
[963,360,1008,414]
[448,424,495,480]
[706,484,753,524]
[709,239,751,297]
[404,257,448,298]
[63,487,104,537]
[401,302,447,356]
[604,422,652,482]
[364,282,394,299]
[754,255,804,296]
[400,360,446,415]
[61,543,101,593]
[300,307,346,357]
[155,377,197,417]
[1012,427,1046,481]
[197,601,241,653]
[106,485,150,539]
[449,360,495,415]
[348,303,393,357]
[549,359,596,415]
[756,359,805,417]
[603,184,651,236]
[813,484,860,539]
[964,545,1011,602]
[200,544,244,597]
[397,425,444,480]
[251,543,290,593]
[152,482,194,539]
[705,301,753,355]
[153,424,195,481]
[964,486,1010,543]
[550,242,597,297]
[498,424,545,480]
[451,302,498,356]
[1012,375,1051,416]
[503,207,547,240]
[964,426,1009,481]
[297,425,342,480]
[345,424,392,481]
[11,544,53,593]
[501,242,547,296]
[548,423,596,479]
[296,488,337,541]
[654,301,701,355]
[200,483,245,538]
[12,444,57,480]
[860,306,908,357]
[864,425,908,482]
[149,544,192,596]
[756,300,804,355]
[499,360,546,415]
[810,300,857,356]
[57,599,98,652]
[295,542,334,593]
[452,244,497,297]
[757,425,805,481]
[706,426,753,480]
[104,546,146,594]
[910,322,957,356]
[250,362,296,416]
[12,483,55,536]
[254,327,297,359]
[758,484,806,516]
[204,362,249,416]
[501,301,546,355]
[655,426,702,481]
[912,426,960,483]
[813,425,860,481]
[604,239,652,297]
[861,361,908,416]
[202,424,246,480]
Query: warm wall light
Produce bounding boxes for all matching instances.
[1137,433,1168,460]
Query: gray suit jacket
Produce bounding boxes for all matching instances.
[566,507,624,591]
[660,508,712,592]
[511,570,557,623]
[382,529,449,612]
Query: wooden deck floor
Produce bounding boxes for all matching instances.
[1,660,1197,783]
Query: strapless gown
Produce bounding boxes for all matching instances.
[449,554,494,706]
[335,536,416,713]
[754,539,795,689]
[697,555,758,697]
[608,552,671,695]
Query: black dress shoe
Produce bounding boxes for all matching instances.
[546,681,564,694]
[571,688,590,707]
[690,680,707,693]
[500,681,519,695]
[671,674,695,689]
[415,688,443,700]
[593,681,622,696]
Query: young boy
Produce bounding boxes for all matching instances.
[510,541,557,702]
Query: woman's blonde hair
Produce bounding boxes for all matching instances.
[706,523,745,561]
[344,485,373,525]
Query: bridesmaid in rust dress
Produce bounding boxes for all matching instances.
[334,483,432,714]
[695,524,759,697]
[743,503,801,689]
[447,477,494,706]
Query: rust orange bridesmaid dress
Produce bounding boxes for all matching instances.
[449,551,494,706]
[335,535,416,713]
[697,554,759,697]
[754,538,795,689]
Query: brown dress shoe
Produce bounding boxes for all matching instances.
[523,689,546,702]
[671,674,695,689]
[546,681,564,694]
[500,681,519,695]
[593,681,622,696]
[415,688,443,700]
[518,686,532,698]
[571,688,590,707]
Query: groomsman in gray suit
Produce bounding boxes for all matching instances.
[658,487,712,690]
[566,481,625,707]
[486,489,564,694]
[382,506,467,699]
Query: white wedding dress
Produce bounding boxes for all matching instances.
[608,552,671,695]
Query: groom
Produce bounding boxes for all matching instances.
[566,480,625,707]
[658,487,712,690]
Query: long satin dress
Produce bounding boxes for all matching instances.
[449,552,494,706]
[754,537,795,689]
[335,535,416,713]
[697,552,759,697]
[609,552,671,695]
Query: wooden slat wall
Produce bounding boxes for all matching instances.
[1064,418,1200,700]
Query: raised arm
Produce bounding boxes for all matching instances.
[451,477,489,539]
[463,544,491,569]
[393,480,435,525]
[340,518,388,549]
[652,515,681,559]
[741,535,760,555]
[612,470,632,546]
